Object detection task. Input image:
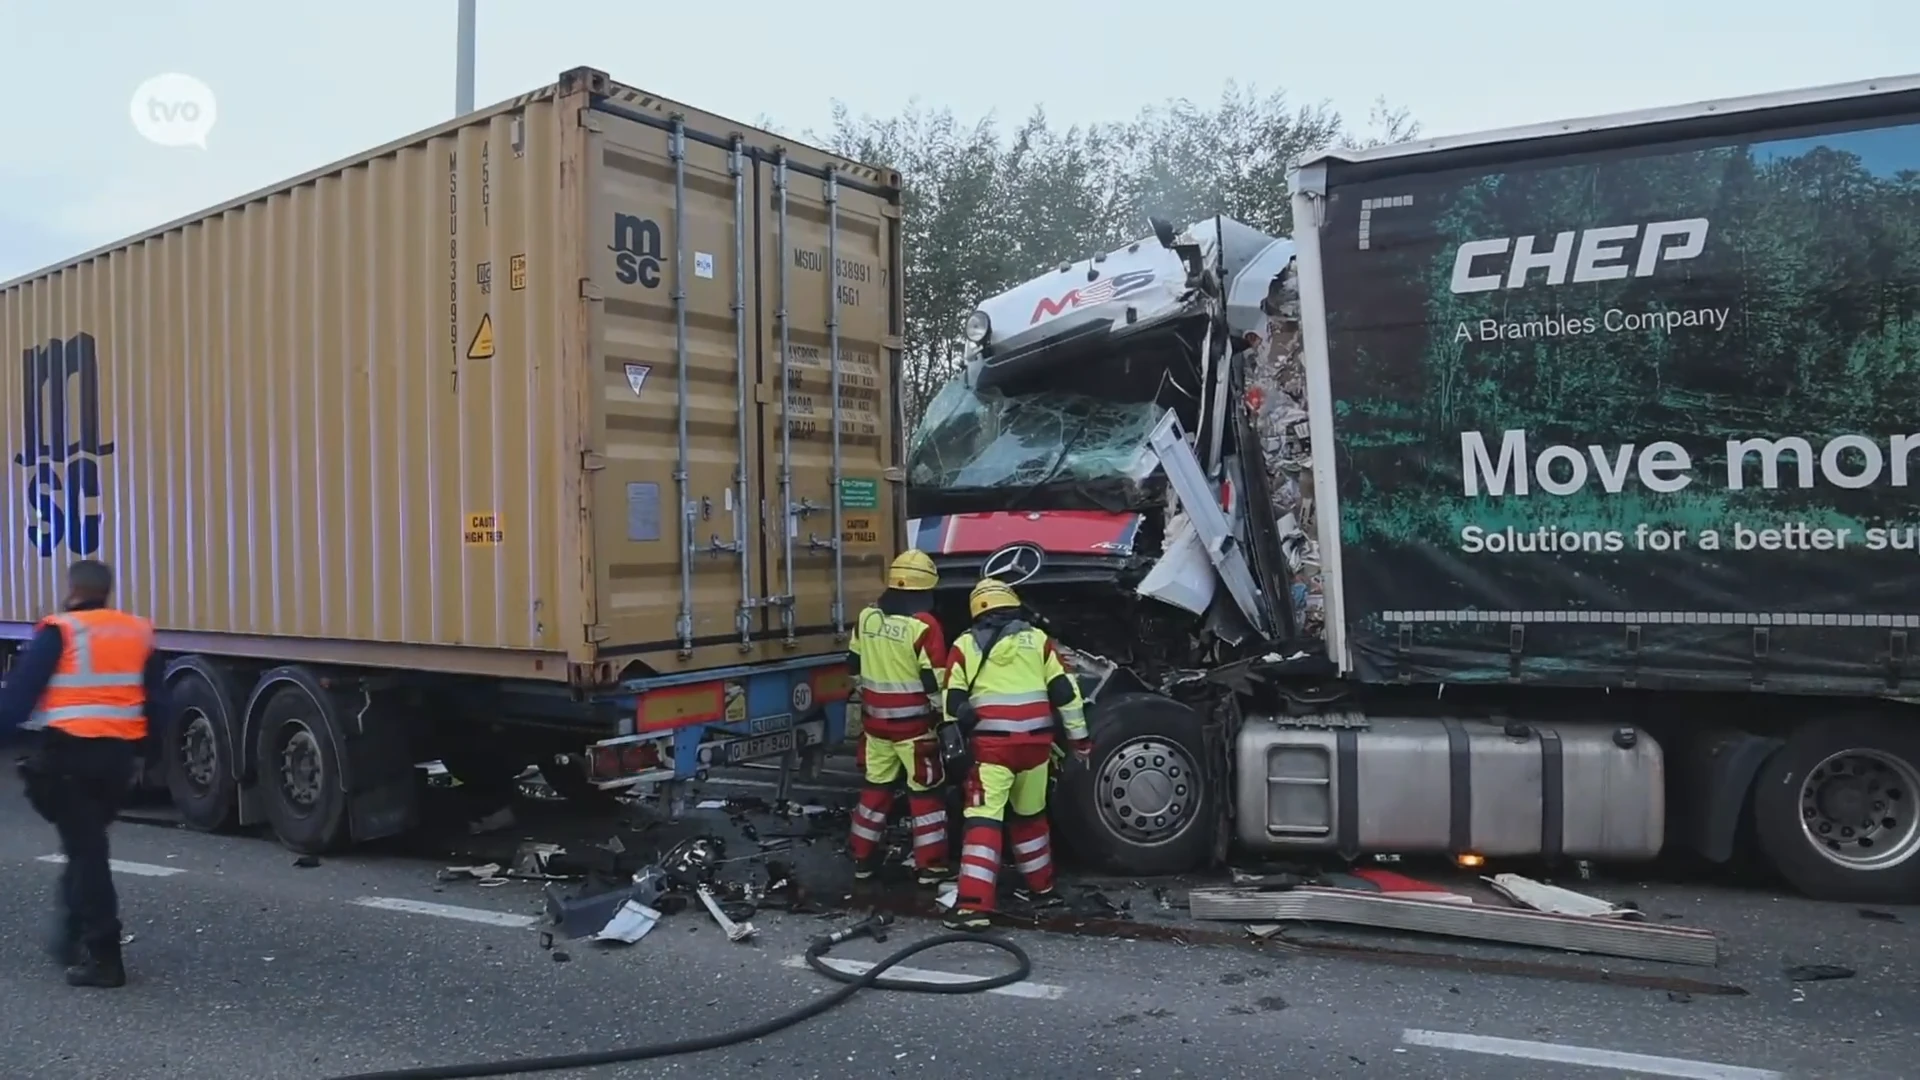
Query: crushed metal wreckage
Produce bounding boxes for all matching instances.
[1189,864,1720,967]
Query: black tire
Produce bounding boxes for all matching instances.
[1051,692,1215,875]
[254,685,349,854]
[1753,717,1920,904]
[163,672,239,831]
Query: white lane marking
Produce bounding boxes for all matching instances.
[38,855,186,878]
[782,954,1066,1000]
[351,896,540,929]
[1401,1029,1785,1080]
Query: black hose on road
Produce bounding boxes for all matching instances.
[323,929,1034,1079]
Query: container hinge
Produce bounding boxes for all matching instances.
[585,623,611,643]
[1394,623,1413,683]
[1507,623,1525,683]
[1621,624,1642,689]
[882,466,905,483]
[579,279,604,301]
[882,334,905,351]
[1750,626,1771,691]
[580,451,606,472]
[1887,629,1908,691]
[880,203,901,219]
[578,109,605,133]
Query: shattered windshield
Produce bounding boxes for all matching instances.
[907,377,1165,492]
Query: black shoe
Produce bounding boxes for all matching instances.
[916,866,954,887]
[942,909,991,932]
[1014,886,1062,908]
[65,945,125,988]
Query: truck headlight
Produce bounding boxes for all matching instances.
[965,310,991,344]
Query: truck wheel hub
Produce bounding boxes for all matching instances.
[279,725,325,809]
[1095,736,1198,845]
[1799,749,1920,870]
[180,710,218,791]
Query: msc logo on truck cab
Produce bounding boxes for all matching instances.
[1449,218,1710,294]
[610,212,664,288]
[1029,269,1157,325]
[14,334,115,558]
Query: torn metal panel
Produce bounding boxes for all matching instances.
[1136,508,1217,616]
[1187,886,1718,966]
[1147,412,1268,634]
[592,900,663,944]
[1487,873,1643,920]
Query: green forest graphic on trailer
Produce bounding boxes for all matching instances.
[1321,115,1920,689]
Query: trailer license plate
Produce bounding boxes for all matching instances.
[721,730,794,765]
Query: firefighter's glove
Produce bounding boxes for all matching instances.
[1068,738,1094,770]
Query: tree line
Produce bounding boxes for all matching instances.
[774,87,1419,425]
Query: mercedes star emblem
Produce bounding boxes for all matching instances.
[980,542,1046,586]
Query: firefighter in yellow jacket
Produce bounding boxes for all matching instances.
[845,550,953,885]
[942,578,1090,930]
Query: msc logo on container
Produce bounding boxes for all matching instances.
[1448,218,1710,294]
[14,334,115,558]
[610,212,664,288]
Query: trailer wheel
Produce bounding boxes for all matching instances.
[255,685,349,854]
[163,672,238,832]
[1053,693,1214,875]
[1754,717,1920,903]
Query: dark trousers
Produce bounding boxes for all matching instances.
[24,731,135,952]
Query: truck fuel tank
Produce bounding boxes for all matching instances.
[1232,714,1664,861]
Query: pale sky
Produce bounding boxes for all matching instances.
[0,0,1913,283]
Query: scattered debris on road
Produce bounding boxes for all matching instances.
[1188,884,1720,965]
[697,884,757,942]
[1487,873,1643,920]
[1783,963,1854,982]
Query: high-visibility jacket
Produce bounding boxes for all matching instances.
[849,606,947,739]
[24,608,154,740]
[944,619,1087,747]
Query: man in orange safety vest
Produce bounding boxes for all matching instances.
[1,560,166,988]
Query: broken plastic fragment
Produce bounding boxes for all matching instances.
[592,900,663,945]
[697,884,756,942]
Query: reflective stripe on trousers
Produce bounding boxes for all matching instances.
[974,715,1053,735]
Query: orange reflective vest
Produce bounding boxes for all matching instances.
[25,608,154,740]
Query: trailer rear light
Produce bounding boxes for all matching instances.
[1454,852,1486,869]
[589,740,663,780]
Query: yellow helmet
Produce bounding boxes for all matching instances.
[969,578,1022,619]
[888,549,938,591]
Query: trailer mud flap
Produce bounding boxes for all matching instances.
[334,688,420,843]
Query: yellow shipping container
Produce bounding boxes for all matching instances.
[0,67,904,687]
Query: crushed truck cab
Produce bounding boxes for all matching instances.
[910,74,1920,904]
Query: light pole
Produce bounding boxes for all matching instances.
[455,0,476,116]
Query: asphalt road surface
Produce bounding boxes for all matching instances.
[0,770,1910,1079]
